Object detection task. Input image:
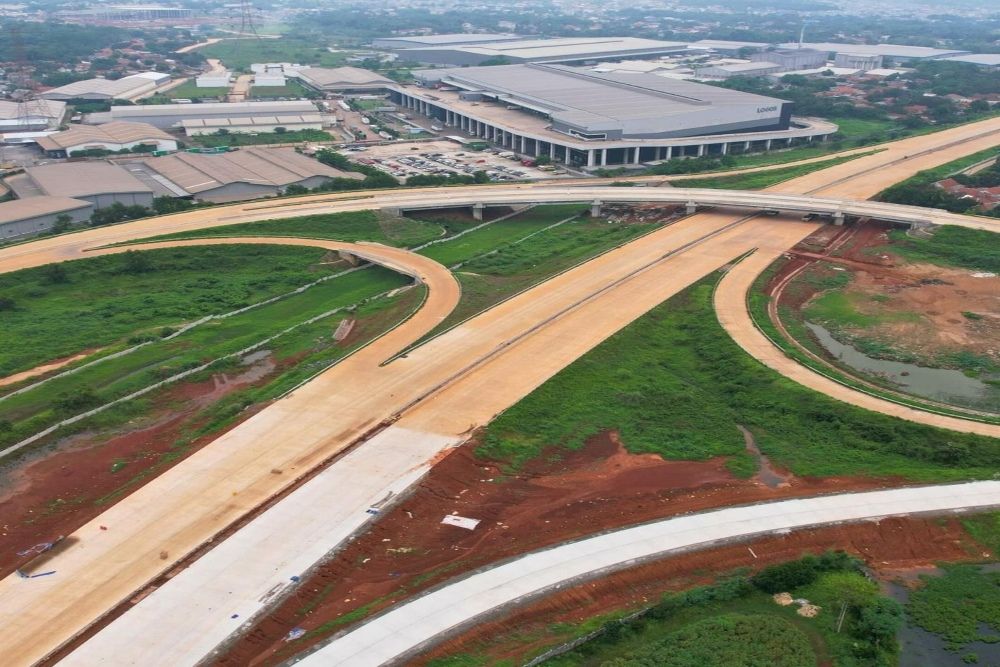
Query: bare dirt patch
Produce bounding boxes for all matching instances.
[215,432,896,666]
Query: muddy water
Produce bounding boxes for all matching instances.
[884,571,1000,667]
[806,322,1000,412]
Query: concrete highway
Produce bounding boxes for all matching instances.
[299,482,1000,667]
[0,116,998,666]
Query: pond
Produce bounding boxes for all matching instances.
[806,322,1000,413]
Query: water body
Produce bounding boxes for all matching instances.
[884,574,1000,667]
[805,322,1000,413]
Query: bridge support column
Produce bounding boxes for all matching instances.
[832,211,845,226]
[590,200,602,217]
[472,203,486,221]
[686,201,698,215]
[338,250,362,266]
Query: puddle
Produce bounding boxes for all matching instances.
[806,322,1000,412]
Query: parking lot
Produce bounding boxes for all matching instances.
[344,140,572,183]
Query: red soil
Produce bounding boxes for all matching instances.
[216,432,896,666]
[421,514,985,666]
[0,359,275,578]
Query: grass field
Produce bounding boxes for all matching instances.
[0,246,338,378]
[886,226,1000,273]
[249,79,312,99]
[198,39,349,72]
[191,128,332,147]
[674,152,872,190]
[477,272,1000,479]
[161,81,229,99]
[142,210,445,247]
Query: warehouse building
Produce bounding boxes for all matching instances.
[139,147,360,202]
[0,99,67,132]
[373,33,522,50]
[750,48,828,72]
[687,39,769,56]
[108,100,318,129]
[391,36,691,67]
[0,196,93,241]
[941,54,1000,69]
[834,53,884,70]
[180,114,323,136]
[41,72,170,101]
[296,67,395,94]
[396,64,834,168]
[196,72,231,88]
[696,61,783,79]
[8,161,154,209]
[779,42,969,63]
[35,121,177,157]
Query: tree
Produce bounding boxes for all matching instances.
[42,263,69,284]
[152,197,195,214]
[274,126,287,134]
[856,597,904,645]
[283,183,309,195]
[121,250,153,274]
[50,214,73,235]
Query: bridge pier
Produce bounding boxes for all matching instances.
[832,211,845,226]
[338,250,363,266]
[590,200,602,217]
[685,201,698,215]
[472,203,486,221]
[382,207,403,218]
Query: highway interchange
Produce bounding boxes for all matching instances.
[0,116,999,666]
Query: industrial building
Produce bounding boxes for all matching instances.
[696,61,783,79]
[35,121,177,157]
[0,196,93,241]
[779,42,969,63]
[0,99,67,132]
[296,67,394,94]
[750,48,828,71]
[196,72,231,88]
[139,147,360,202]
[8,161,154,209]
[180,114,324,136]
[254,73,286,87]
[107,100,318,129]
[396,64,834,168]
[389,36,691,67]
[41,72,171,101]
[372,33,522,50]
[834,53,884,70]
[687,40,769,56]
[941,54,1000,69]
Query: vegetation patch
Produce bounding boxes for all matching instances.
[906,565,1000,650]
[673,152,870,190]
[192,128,333,147]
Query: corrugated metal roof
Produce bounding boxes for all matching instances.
[111,100,317,119]
[0,196,92,224]
[0,99,67,121]
[35,121,174,151]
[297,67,393,88]
[40,74,157,99]
[780,42,970,59]
[179,114,323,128]
[25,161,154,198]
[142,147,361,194]
[408,37,688,61]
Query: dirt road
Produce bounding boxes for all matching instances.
[1,117,999,666]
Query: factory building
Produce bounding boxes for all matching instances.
[180,114,323,136]
[0,197,93,241]
[779,42,970,63]
[8,161,154,209]
[41,73,170,101]
[697,61,783,79]
[941,54,1000,69]
[35,121,177,157]
[0,99,67,132]
[395,64,835,169]
[372,33,523,50]
[296,67,395,94]
[834,53,884,70]
[138,147,360,202]
[107,100,318,129]
[687,40,769,56]
[750,48,828,72]
[196,72,231,88]
[390,36,691,67]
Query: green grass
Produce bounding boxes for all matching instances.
[962,512,1000,556]
[674,153,870,190]
[198,38,350,72]
[0,245,336,377]
[477,272,1000,479]
[830,117,895,139]
[162,81,229,99]
[0,260,408,450]
[192,128,332,147]
[907,565,1000,649]
[887,227,1000,274]
[249,79,311,99]
[136,210,445,247]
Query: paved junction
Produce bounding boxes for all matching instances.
[0,116,998,666]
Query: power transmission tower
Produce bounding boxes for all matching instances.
[229,0,261,68]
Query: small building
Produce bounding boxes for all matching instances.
[180,114,323,136]
[254,73,287,87]
[10,161,154,209]
[296,67,394,94]
[196,72,231,88]
[140,147,362,203]
[0,196,93,241]
[750,48,828,72]
[40,73,166,101]
[35,121,177,157]
[108,100,319,129]
[0,99,67,132]
[696,61,783,79]
[834,52,883,71]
